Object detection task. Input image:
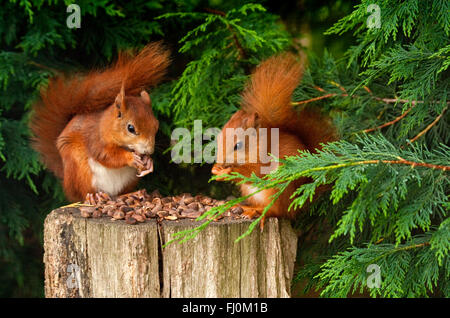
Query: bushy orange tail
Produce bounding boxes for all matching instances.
[30,42,170,178]
[242,53,337,151]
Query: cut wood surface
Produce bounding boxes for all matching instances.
[44,207,298,298]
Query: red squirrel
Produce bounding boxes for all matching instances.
[30,42,170,202]
[212,54,337,225]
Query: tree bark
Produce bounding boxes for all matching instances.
[44,207,298,298]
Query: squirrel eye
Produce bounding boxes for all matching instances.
[127,124,137,135]
[234,141,243,151]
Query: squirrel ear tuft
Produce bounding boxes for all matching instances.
[140,90,151,107]
[243,111,260,129]
[115,82,126,111]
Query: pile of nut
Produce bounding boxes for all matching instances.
[78,189,243,225]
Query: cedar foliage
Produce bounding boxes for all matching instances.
[0,0,292,297]
[0,0,448,298]
[169,0,450,297]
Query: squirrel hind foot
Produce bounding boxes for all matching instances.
[241,206,260,219]
[239,205,269,231]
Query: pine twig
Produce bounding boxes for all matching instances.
[329,80,347,94]
[204,8,247,60]
[292,84,346,106]
[287,159,450,180]
[29,61,61,75]
[371,241,431,264]
[379,159,449,171]
[204,7,226,16]
[291,84,421,108]
[410,106,448,143]
[292,83,448,136]
[374,238,384,244]
[363,104,414,133]
[230,32,247,60]
[60,202,94,208]
[295,82,444,134]
[292,93,338,105]
[400,242,430,251]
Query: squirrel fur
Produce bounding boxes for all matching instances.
[30,42,170,202]
[212,53,337,225]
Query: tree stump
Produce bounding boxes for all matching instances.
[44,207,298,298]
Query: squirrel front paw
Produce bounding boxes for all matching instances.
[240,205,261,219]
[211,164,232,181]
[132,152,154,177]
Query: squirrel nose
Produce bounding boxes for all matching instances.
[146,146,155,155]
[135,142,154,155]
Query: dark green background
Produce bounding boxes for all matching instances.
[0,0,385,297]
